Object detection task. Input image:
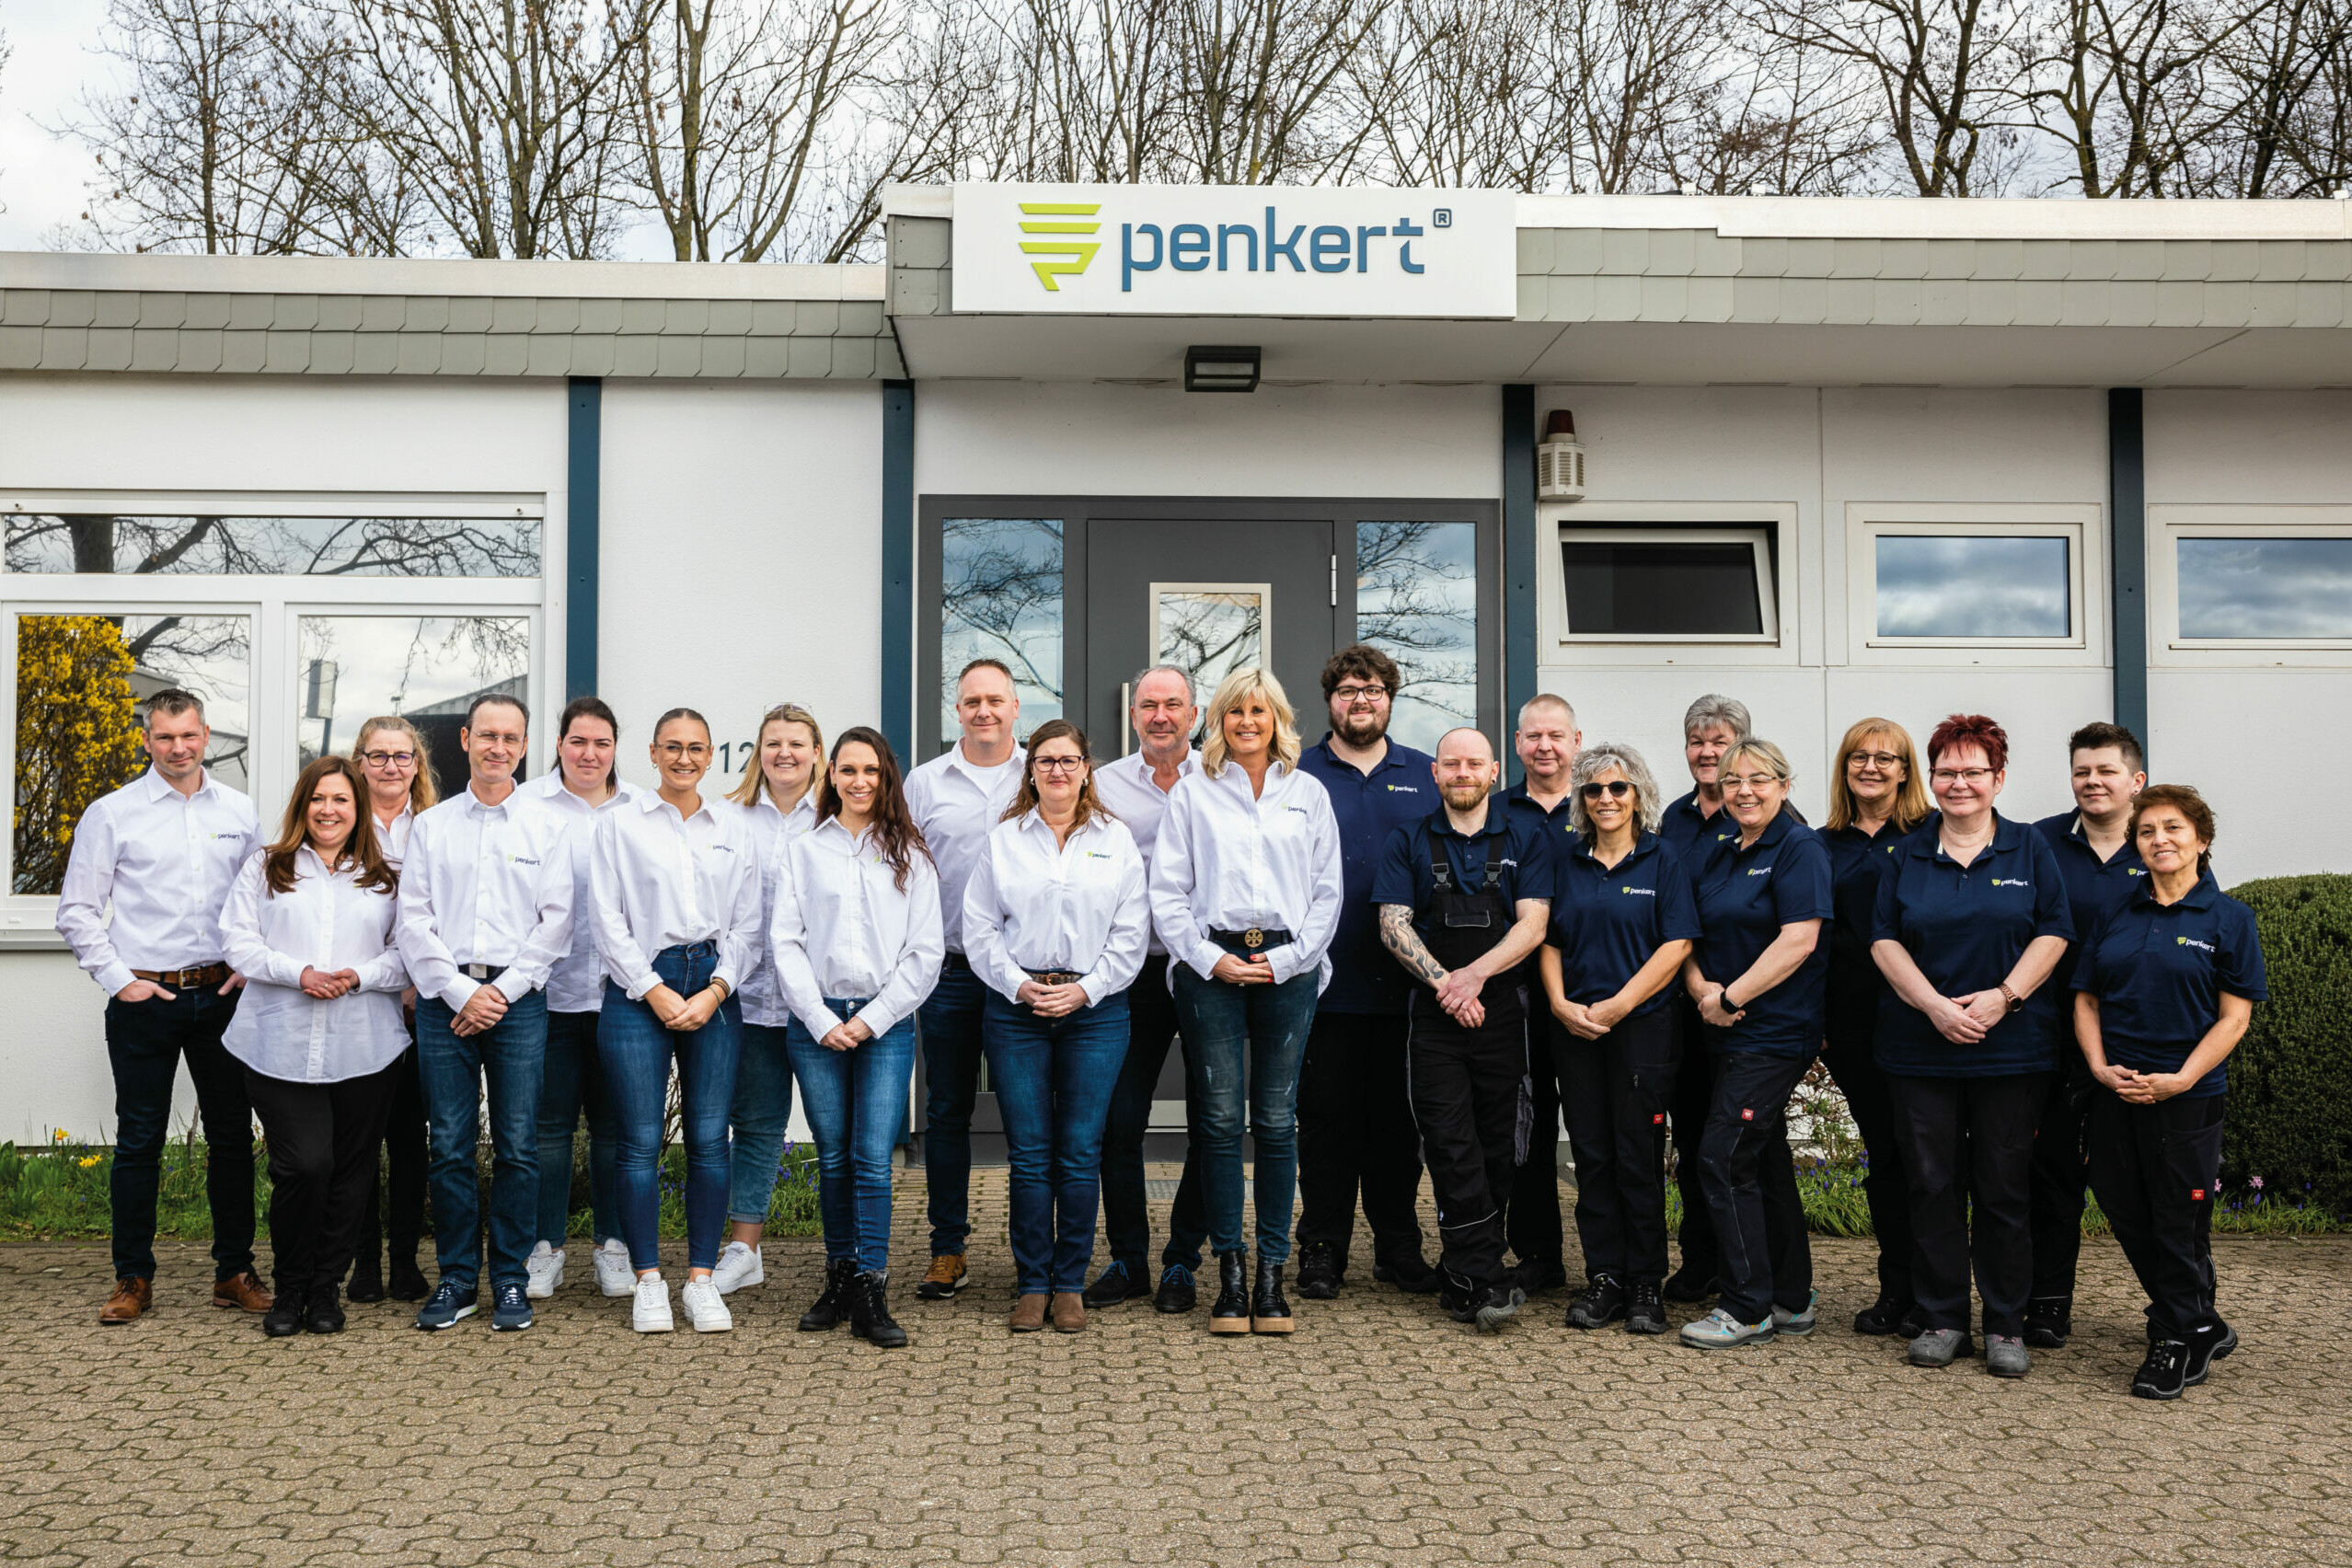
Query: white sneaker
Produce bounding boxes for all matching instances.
[711,1240,765,1296]
[524,1240,565,1299]
[682,1276,733,1332]
[632,1273,674,1333]
[594,1239,634,1298]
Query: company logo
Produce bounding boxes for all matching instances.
[1385,784,1421,793]
[1990,877,2030,888]
[1085,850,1111,860]
[1119,205,1445,292]
[1620,885,1655,897]
[1746,865,1772,877]
[2177,935,2216,951]
[507,854,541,866]
[1018,202,1101,292]
[2127,867,2148,877]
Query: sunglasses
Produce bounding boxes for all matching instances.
[1580,780,1633,800]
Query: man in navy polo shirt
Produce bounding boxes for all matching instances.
[1501,694,1581,1294]
[1374,728,1556,1331]
[1290,645,1440,1298]
[2025,721,2148,1348]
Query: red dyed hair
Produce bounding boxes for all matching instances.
[1926,713,2009,773]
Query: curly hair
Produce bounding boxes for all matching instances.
[1568,744,1664,838]
[1926,712,2009,773]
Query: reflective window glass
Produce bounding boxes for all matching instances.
[1562,536,1766,637]
[940,517,1063,743]
[1358,521,1477,754]
[4,514,539,578]
[2177,537,2352,640]
[297,616,531,790]
[1874,535,2070,639]
[1156,589,1266,700]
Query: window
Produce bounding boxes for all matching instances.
[1152,585,1267,698]
[939,516,1062,744]
[5,514,538,578]
[1555,528,1776,642]
[296,616,533,790]
[1844,508,2098,663]
[2151,506,2352,661]
[1874,535,2070,640]
[1356,520,1477,754]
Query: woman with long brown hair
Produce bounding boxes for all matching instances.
[770,726,944,1349]
[220,755,409,1336]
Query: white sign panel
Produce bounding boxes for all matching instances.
[950,183,1518,319]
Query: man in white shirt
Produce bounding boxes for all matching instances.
[55,689,271,1325]
[395,694,575,1332]
[903,658,1026,1299]
[1084,666,1211,1314]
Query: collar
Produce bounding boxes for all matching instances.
[463,781,522,816]
[1115,748,1199,784]
[1209,757,1290,795]
[1668,788,1724,824]
[1014,807,1104,844]
[2067,810,2143,865]
[1507,780,1574,818]
[755,788,817,825]
[2132,869,2219,911]
[638,790,717,825]
[809,816,873,853]
[1573,828,1656,865]
[1429,801,1510,842]
[374,800,413,831]
[1311,735,1410,776]
[142,767,214,803]
[944,741,1021,785]
[1728,807,1795,857]
[1923,810,2024,864]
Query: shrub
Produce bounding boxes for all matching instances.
[2223,873,2352,1215]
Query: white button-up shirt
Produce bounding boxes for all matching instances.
[1091,749,1199,955]
[728,789,819,1028]
[1148,759,1344,989]
[905,742,1025,953]
[394,782,575,1010]
[770,818,945,1040]
[55,768,261,997]
[519,770,641,1013]
[963,810,1149,1008]
[219,847,410,1082]
[371,800,416,871]
[589,790,761,1001]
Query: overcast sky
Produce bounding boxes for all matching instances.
[0,0,113,250]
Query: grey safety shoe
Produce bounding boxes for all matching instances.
[1985,1333,2030,1378]
[1770,1288,1819,1337]
[1679,1307,1776,1349]
[1908,1327,1973,1366]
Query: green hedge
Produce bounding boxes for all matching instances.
[2224,873,2352,1215]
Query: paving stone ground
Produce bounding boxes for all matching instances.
[3,1166,2348,1567]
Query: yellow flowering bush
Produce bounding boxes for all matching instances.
[12,616,144,894]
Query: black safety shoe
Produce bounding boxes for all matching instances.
[1293,1240,1343,1300]
[1514,1256,1570,1297]
[345,1255,386,1304]
[262,1291,306,1339]
[1155,1263,1199,1315]
[2132,1339,2190,1401]
[1566,1274,1629,1330]
[1471,1281,1527,1334]
[1440,1276,1479,1324]
[1373,1254,1443,1295]
[2184,1320,2238,1386]
[2023,1295,2073,1349]
[1208,1251,1251,1334]
[798,1257,858,1332]
[1662,1265,1719,1302]
[305,1285,346,1335]
[1625,1281,1668,1335]
[1853,1296,1919,1337]
[849,1271,907,1348]
[1080,1260,1151,1309]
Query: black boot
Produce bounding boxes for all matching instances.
[2023,1295,2072,1349]
[799,1257,859,1332]
[1854,1295,1920,1337]
[2132,1339,2190,1401]
[262,1288,306,1338]
[305,1284,345,1334]
[1293,1239,1342,1300]
[2184,1319,2238,1386]
[849,1270,907,1349]
[1625,1281,1668,1335]
[1566,1274,1628,1330]
[388,1252,429,1302]
[345,1250,386,1304]
[1208,1251,1251,1334]
[1251,1257,1294,1335]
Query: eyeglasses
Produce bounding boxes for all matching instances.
[360,750,417,768]
[1332,684,1390,704]
[1931,768,1994,786]
[1725,773,1783,791]
[658,743,712,760]
[1032,756,1087,775]
[1579,780,1633,800]
[1847,751,1903,769]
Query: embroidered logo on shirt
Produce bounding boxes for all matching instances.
[1745,865,1772,877]
[1385,784,1421,793]
[1086,850,1112,860]
[507,855,541,866]
[2127,867,2148,877]
[1620,885,1654,897]
[2176,936,2216,952]
[1989,878,2030,888]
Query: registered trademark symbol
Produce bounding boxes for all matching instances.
[1433,209,1453,227]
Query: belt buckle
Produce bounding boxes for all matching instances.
[1242,928,1264,950]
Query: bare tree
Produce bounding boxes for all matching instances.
[2191,0,2352,195]
[1166,0,1389,183]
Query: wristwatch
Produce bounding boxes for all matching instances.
[1999,982,2023,1013]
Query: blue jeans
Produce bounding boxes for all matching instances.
[597,943,742,1274]
[917,953,988,1255]
[984,988,1130,1293]
[788,1000,917,1274]
[416,988,548,1294]
[728,1021,797,1224]
[1170,958,1320,1262]
[103,986,254,1282]
[536,1009,618,1247]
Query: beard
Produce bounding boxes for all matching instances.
[1333,708,1389,746]
[1440,783,1489,812]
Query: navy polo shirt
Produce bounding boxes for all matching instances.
[2072,871,2266,1097]
[1821,820,1916,1045]
[2032,810,2149,998]
[1371,802,1555,957]
[1659,788,1738,863]
[1687,809,1834,1059]
[1870,813,2074,1078]
[1547,831,1701,1017]
[1295,735,1437,1014]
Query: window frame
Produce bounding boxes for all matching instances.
[2150,503,2352,667]
[1842,502,2104,668]
[1536,501,1799,668]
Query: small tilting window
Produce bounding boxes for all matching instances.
[1557,527,1777,642]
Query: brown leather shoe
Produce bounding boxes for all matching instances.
[212,1271,274,1314]
[99,1277,152,1324]
[1009,1293,1047,1332]
[917,1252,968,1300]
[1050,1292,1087,1333]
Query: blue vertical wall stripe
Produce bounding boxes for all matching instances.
[565,377,601,701]
[1502,384,1537,781]
[2108,387,2149,764]
[881,380,916,763]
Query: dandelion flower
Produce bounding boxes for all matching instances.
[78,1155,101,1170]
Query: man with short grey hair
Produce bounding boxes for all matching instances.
[1502,693,1582,1295]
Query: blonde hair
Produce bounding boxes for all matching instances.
[351,716,439,813]
[1826,718,1930,833]
[1200,667,1303,777]
[1723,736,1793,786]
[728,703,825,809]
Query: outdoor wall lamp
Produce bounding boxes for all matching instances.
[1184,345,1262,392]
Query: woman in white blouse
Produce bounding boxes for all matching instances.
[712,701,824,1297]
[1149,668,1343,1337]
[963,720,1149,1334]
[770,725,944,1350]
[219,755,410,1338]
[589,707,761,1335]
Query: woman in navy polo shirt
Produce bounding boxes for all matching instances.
[1539,743,1701,1337]
[1870,714,2071,1378]
[1677,737,1833,1350]
[2073,784,2265,1401]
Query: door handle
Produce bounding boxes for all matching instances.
[1121,682,1132,756]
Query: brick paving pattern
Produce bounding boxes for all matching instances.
[3,1167,2348,1566]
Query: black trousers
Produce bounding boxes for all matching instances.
[353,1037,428,1270]
[1668,993,1721,1279]
[1406,1004,1528,1289]
[1558,1008,1678,1286]
[2089,1090,2224,1339]
[1697,1046,1814,1324]
[1295,1010,1426,1267]
[1819,1033,1917,1306]
[1098,955,1209,1274]
[247,1059,400,1298]
[2028,1056,2097,1301]
[1887,1070,2049,1337]
[103,986,255,1283]
[1506,1007,1565,1268]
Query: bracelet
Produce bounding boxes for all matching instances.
[1999,982,2022,1013]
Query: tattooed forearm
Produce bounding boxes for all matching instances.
[1379,905,1448,988]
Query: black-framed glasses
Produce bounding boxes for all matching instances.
[1579,780,1633,800]
[1331,683,1390,703]
[1032,755,1088,775]
[360,750,417,768]
[1930,767,1994,786]
[1847,751,1903,770]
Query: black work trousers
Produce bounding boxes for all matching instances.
[1098,955,1209,1274]
[2089,1090,2224,1339]
[1697,1046,1814,1325]
[247,1059,400,1298]
[1506,1008,1565,1268]
[1819,1033,1918,1306]
[2028,1055,2097,1301]
[1887,1069,2049,1337]
[1406,1003,1528,1289]
[1558,1008,1678,1287]
[1668,993,1721,1279]
[1295,1009,1426,1269]
[353,1037,428,1271]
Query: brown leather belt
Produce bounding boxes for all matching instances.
[133,963,229,988]
[1024,969,1084,987]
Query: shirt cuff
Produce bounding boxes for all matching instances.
[98,962,137,997]
[805,1004,847,1038]
[623,967,661,1002]
[1264,944,1305,985]
[1185,940,1224,981]
[853,1001,898,1039]
[488,970,530,1006]
[440,975,481,1011]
